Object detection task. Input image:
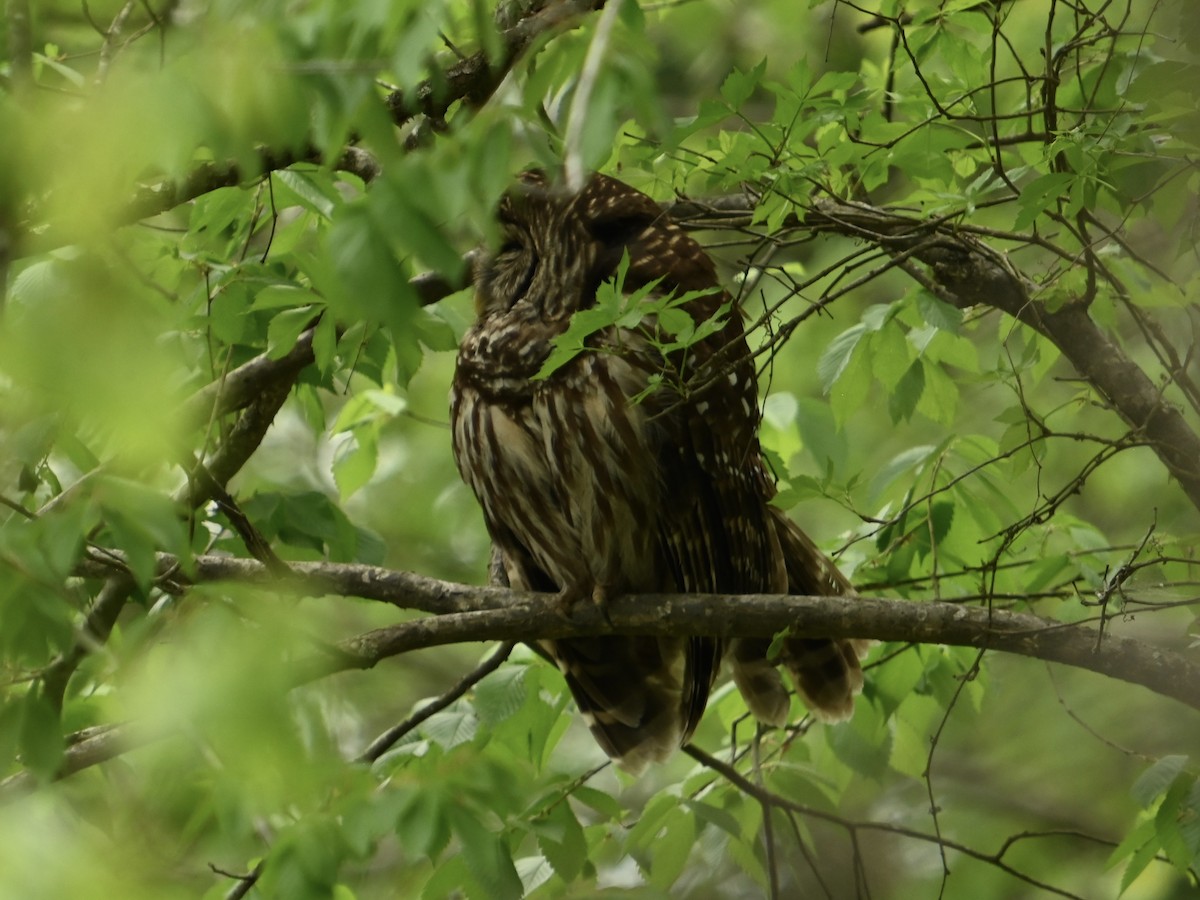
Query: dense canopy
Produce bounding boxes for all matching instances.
[0,1,1197,897]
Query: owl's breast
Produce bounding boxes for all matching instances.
[451,344,668,593]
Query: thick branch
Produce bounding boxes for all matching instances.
[804,199,1200,514]
[121,555,1200,713]
[0,724,146,799]
[15,1,606,261]
[23,555,1198,794]
[182,329,318,426]
[17,147,379,259]
[386,0,606,127]
[665,195,1200,516]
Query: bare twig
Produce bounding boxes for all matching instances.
[683,743,1091,900]
[357,641,516,762]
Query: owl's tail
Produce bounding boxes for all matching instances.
[728,508,869,727]
[547,634,721,775]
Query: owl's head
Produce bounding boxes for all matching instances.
[474,171,667,322]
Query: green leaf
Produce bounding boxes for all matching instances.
[267,305,320,359]
[646,806,695,891]
[423,708,478,751]
[272,170,338,219]
[473,665,527,728]
[18,687,64,779]
[251,284,323,311]
[627,791,678,848]
[870,444,939,501]
[532,800,587,882]
[1155,774,1198,871]
[1119,836,1162,896]
[888,359,925,423]
[818,323,867,394]
[721,59,766,109]
[916,291,963,333]
[1107,817,1157,868]
[869,321,913,390]
[570,785,624,821]
[824,699,891,780]
[448,805,523,900]
[915,360,959,425]
[396,789,450,861]
[1132,756,1190,807]
[1014,172,1074,230]
[890,693,943,778]
[332,429,378,501]
[794,397,848,478]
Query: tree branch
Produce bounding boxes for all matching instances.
[14,0,607,261]
[385,0,607,128]
[0,724,149,800]
[19,554,1198,794]
[803,198,1200,514]
[664,194,1200,516]
[104,555,1200,713]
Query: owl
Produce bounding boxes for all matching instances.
[450,171,866,773]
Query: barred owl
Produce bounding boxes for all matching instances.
[450,172,867,774]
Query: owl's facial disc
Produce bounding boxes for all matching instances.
[476,218,539,318]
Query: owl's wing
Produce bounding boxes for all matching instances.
[597,194,791,736]
[590,179,867,727]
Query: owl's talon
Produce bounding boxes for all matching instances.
[554,583,589,617]
[554,583,616,627]
[593,586,617,628]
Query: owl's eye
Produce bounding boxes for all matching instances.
[498,238,523,256]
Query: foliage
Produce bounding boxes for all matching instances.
[0,0,1197,898]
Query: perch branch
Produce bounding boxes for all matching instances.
[79,554,1200,713]
[15,554,1197,794]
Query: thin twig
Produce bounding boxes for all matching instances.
[357,642,516,763]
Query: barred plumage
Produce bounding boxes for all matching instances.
[450,172,867,773]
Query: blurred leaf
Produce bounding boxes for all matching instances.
[332,429,378,500]
[18,687,64,779]
[888,360,925,423]
[396,788,451,861]
[96,476,190,588]
[448,805,523,900]
[825,699,892,780]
